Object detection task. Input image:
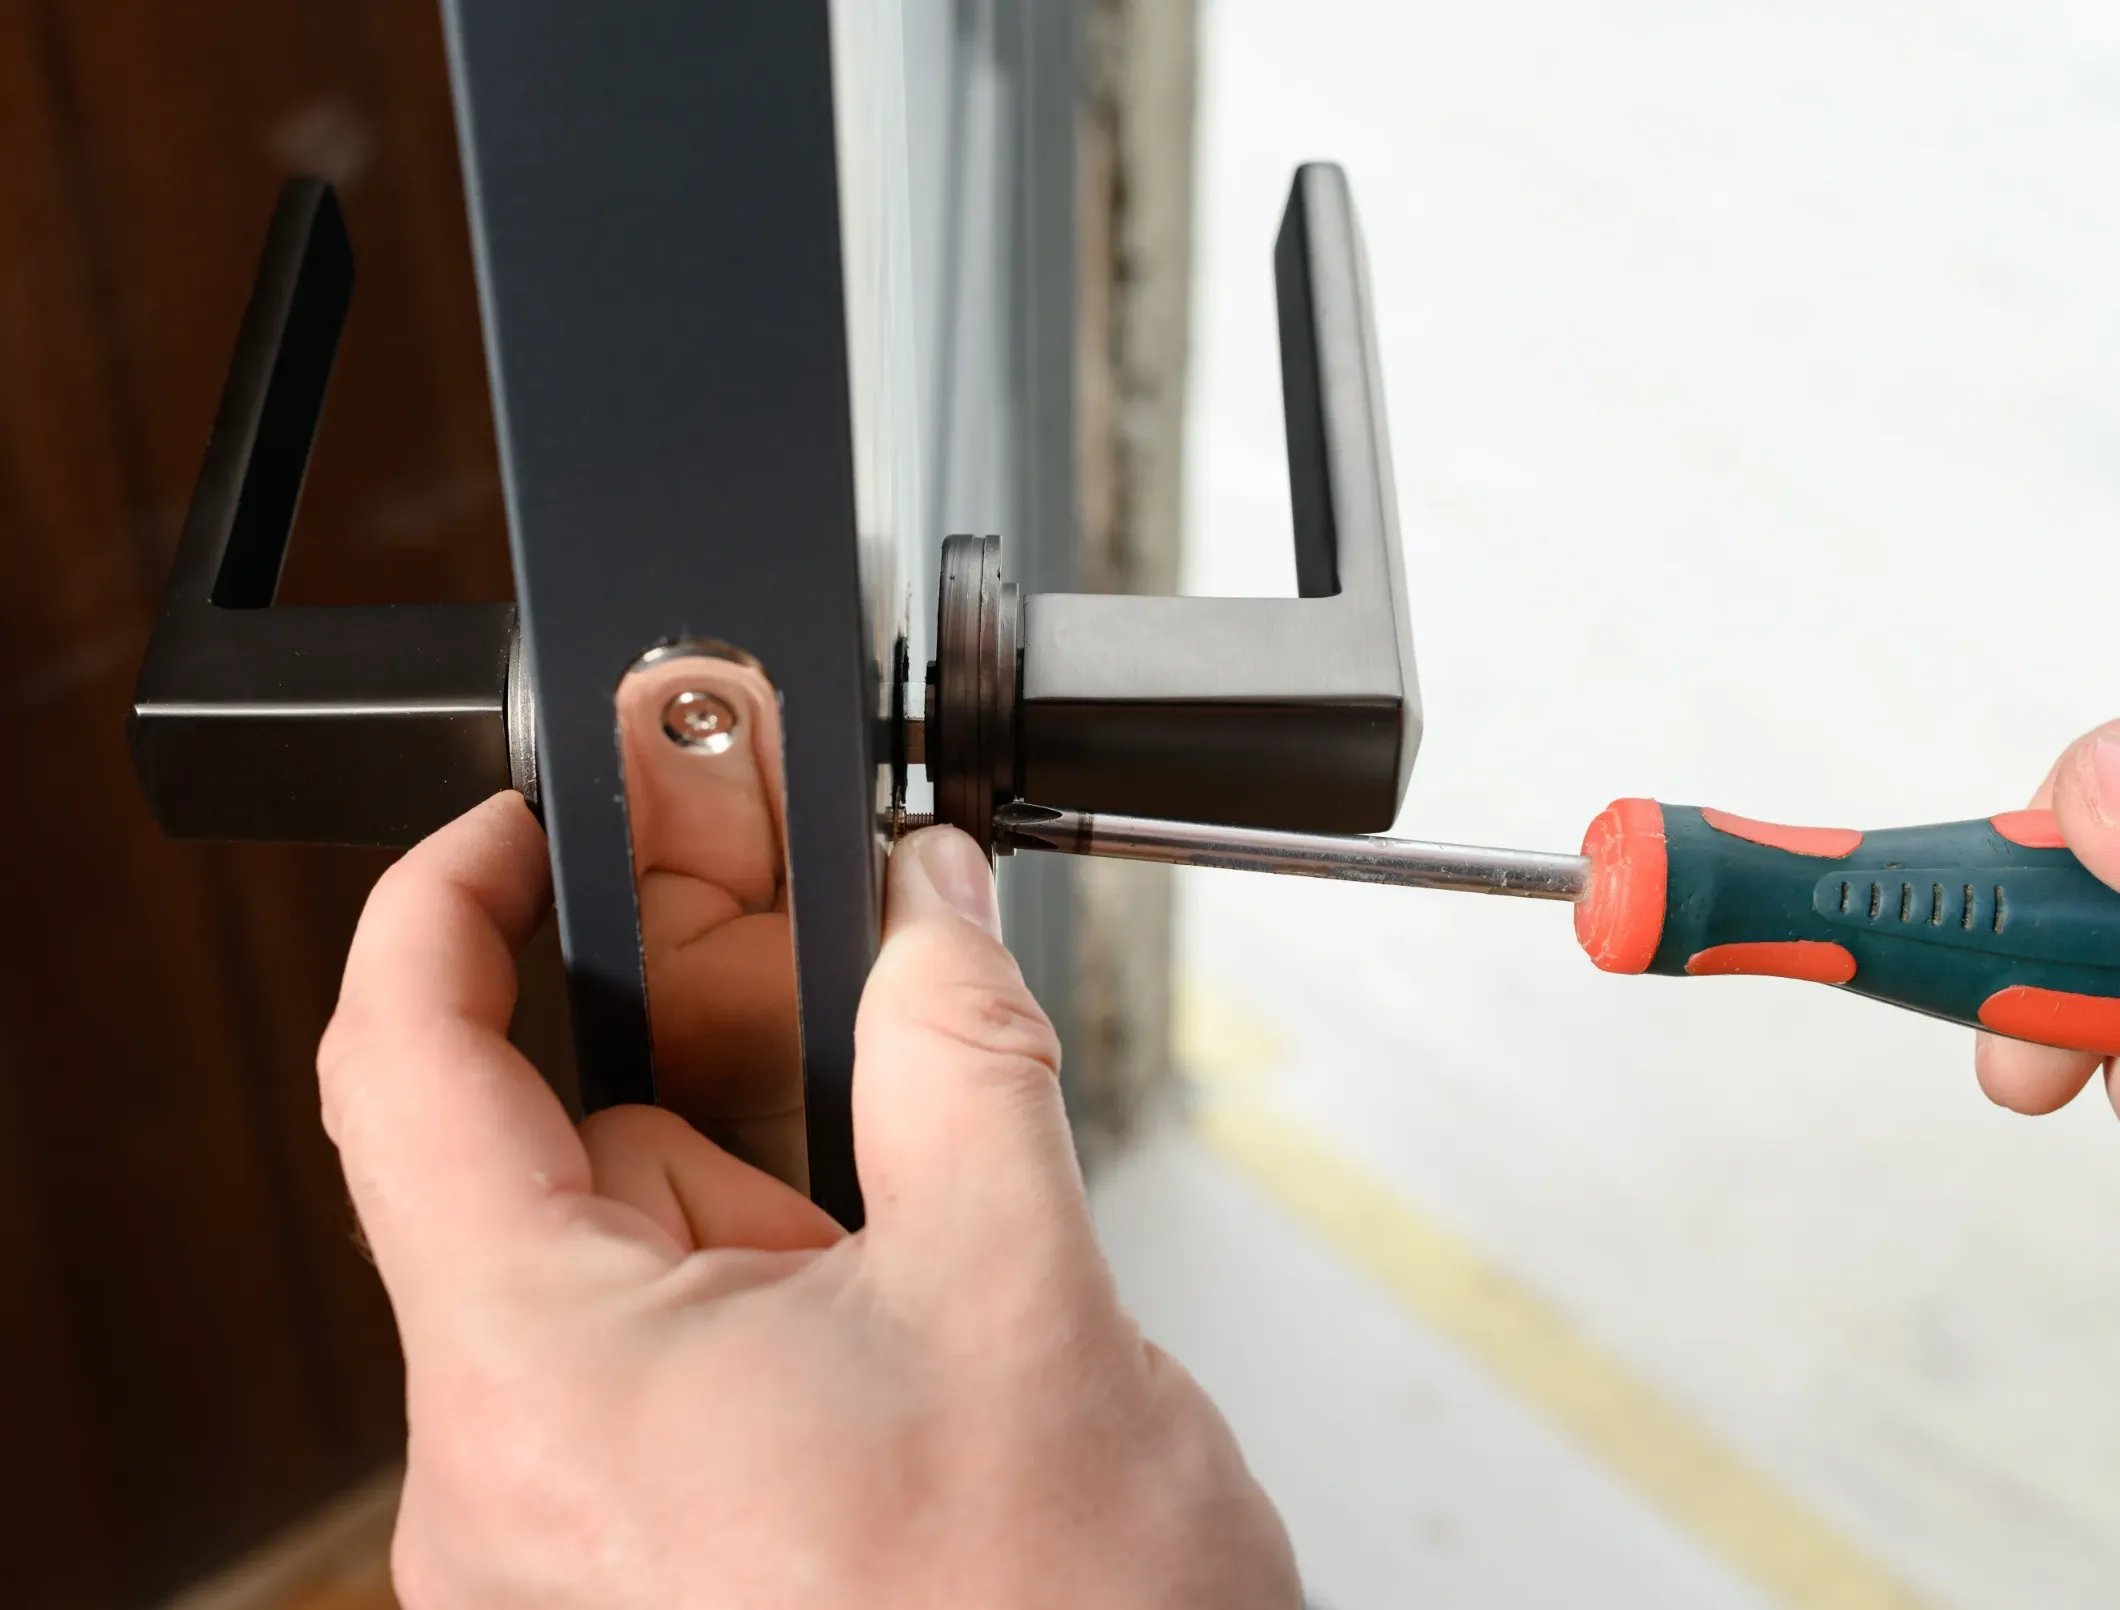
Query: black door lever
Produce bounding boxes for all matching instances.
[923,162,1420,848]
[128,179,531,848]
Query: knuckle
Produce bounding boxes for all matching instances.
[867,923,1063,1078]
[912,972,1062,1079]
[387,1526,441,1610]
[313,1012,368,1136]
[363,849,428,923]
[360,850,461,954]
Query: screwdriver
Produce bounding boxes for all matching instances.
[993,800,2120,1056]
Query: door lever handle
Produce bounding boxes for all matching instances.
[926,163,1420,847]
[128,178,530,846]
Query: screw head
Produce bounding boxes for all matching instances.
[661,689,740,753]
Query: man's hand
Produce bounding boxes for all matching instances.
[318,793,1296,1610]
[1976,720,2120,1117]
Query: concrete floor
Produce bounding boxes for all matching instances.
[1091,3,2120,1606]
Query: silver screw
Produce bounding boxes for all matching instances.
[878,805,938,842]
[661,689,740,753]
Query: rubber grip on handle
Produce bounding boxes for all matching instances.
[1575,799,2120,1054]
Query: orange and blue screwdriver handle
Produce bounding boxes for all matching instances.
[1575,801,2120,1054]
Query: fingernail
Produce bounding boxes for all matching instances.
[2087,732,2120,829]
[905,829,1001,937]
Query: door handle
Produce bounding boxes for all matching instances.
[926,162,1420,846]
[128,179,529,847]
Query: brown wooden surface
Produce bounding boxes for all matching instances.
[0,4,560,1604]
[164,1469,398,1610]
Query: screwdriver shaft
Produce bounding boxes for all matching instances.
[995,803,1589,902]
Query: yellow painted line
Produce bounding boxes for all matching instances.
[1176,981,1927,1610]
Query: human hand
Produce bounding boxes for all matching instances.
[1975,720,2120,1117]
[319,793,1297,1609]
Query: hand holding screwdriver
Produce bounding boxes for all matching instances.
[1975,721,2120,1116]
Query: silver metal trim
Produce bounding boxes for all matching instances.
[996,802,1588,902]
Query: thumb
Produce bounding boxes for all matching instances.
[851,827,1100,1299]
[2048,721,2120,893]
[1973,722,2120,1116]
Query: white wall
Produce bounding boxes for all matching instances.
[1162,4,2120,1603]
